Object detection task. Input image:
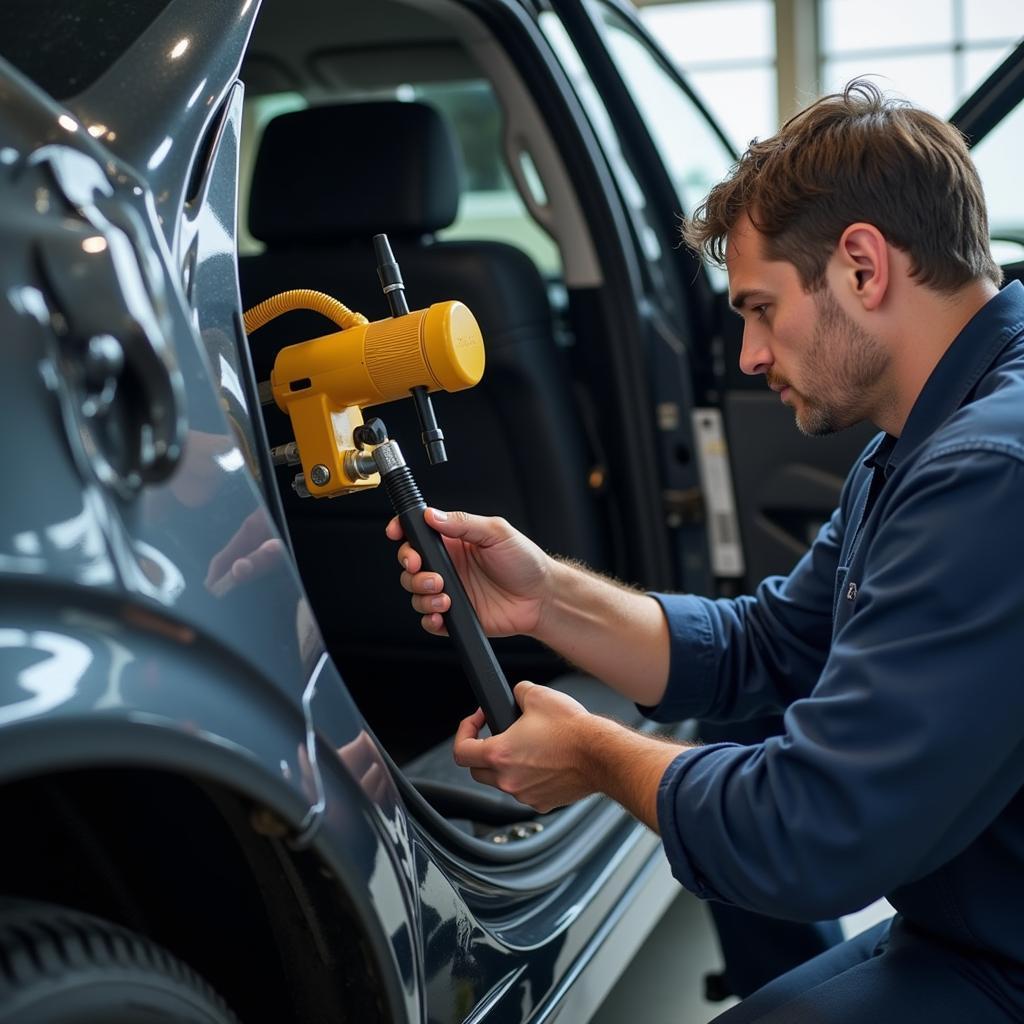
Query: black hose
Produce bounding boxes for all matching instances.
[380,460,520,734]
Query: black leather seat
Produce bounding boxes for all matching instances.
[240,101,609,715]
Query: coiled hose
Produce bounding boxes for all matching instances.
[243,289,368,335]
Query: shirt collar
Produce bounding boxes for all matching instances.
[863,279,1024,477]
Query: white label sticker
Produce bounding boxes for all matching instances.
[691,408,745,578]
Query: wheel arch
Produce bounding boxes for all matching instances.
[0,753,405,1023]
[0,591,421,1022]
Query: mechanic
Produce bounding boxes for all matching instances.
[387,80,1024,1022]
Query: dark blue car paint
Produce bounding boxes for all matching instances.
[0,1,678,1020]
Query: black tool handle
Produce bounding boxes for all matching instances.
[381,464,520,734]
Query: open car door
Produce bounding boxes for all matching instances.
[549,0,876,591]
[953,41,1024,289]
[555,6,1023,590]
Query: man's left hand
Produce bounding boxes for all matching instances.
[453,681,599,813]
[454,680,690,828]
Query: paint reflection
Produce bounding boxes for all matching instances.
[0,629,92,725]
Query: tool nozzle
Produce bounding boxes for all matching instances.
[412,385,447,465]
[374,233,410,317]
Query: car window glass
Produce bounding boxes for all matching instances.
[237,82,561,278]
[576,2,734,289]
[970,95,1024,265]
[540,13,663,267]
[586,2,735,220]
[409,81,562,277]
[238,92,308,255]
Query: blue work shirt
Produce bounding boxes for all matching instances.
[646,282,1024,979]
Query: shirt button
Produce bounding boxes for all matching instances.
[846,581,858,601]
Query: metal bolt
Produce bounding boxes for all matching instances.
[310,464,331,486]
[292,473,310,499]
[270,441,301,467]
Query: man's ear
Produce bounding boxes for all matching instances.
[835,223,889,311]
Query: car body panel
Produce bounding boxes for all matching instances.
[0,2,685,1020]
[0,27,420,1024]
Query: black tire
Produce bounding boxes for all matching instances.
[0,899,239,1024]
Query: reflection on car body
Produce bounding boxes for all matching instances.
[0,1,1021,1020]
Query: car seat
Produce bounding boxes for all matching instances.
[239,101,611,718]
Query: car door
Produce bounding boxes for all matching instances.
[545,3,1024,591]
[543,0,739,596]
[952,41,1024,287]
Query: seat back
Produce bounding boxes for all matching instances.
[240,101,609,690]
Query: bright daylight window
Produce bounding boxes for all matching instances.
[413,81,562,278]
[238,92,308,255]
[639,0,777,151]
[573,3,736,289]
[970,95,1024,266]
[821,0,1024,116]
[238,84,560,277]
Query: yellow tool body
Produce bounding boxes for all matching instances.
[245,289,484,497]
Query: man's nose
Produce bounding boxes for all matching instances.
[738,326,773,377]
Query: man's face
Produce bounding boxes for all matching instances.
[726,214,890,436]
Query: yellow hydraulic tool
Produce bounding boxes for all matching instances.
[245,236,519,734]
[244,236,484,498]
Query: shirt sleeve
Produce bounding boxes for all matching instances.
[642,490,849,724]
[656,449,1024,920]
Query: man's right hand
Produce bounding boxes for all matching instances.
[386,509,552,639]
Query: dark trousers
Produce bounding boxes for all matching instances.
[708,902,843,998]
[712,918,1016,1023]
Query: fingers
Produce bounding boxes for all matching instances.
[469,767,501,789]
[236,538,284,580]
[420,612,449,637]
[362,761,390,804]
[336,732,393,804]
[409,589,451,617]
[513,680,536,709]
[390,508,504,547]
[398,541,448,628]
[425,508,508,547]
[336,730,378,777]
[205,509,273,585]
[453,708,488,767]
[397,541,422,575]
[399,562,444,597]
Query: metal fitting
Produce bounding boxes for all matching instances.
[292,473,310,499]
[343,449,378,481]
[270,441,301,467]
[371,440,407,477]
[310,463,331,487]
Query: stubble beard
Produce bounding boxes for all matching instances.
[791,288,890,437]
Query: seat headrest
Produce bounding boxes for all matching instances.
[249,102,462,245]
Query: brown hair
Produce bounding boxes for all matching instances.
[683,79,1002,292]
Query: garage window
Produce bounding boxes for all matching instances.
[821,0,1024,115]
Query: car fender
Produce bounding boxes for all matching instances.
[0,599,423,1024]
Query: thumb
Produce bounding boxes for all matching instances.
[425,508,507,547]
[513,680,536,710]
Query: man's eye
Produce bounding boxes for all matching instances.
[752,305,769,321]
